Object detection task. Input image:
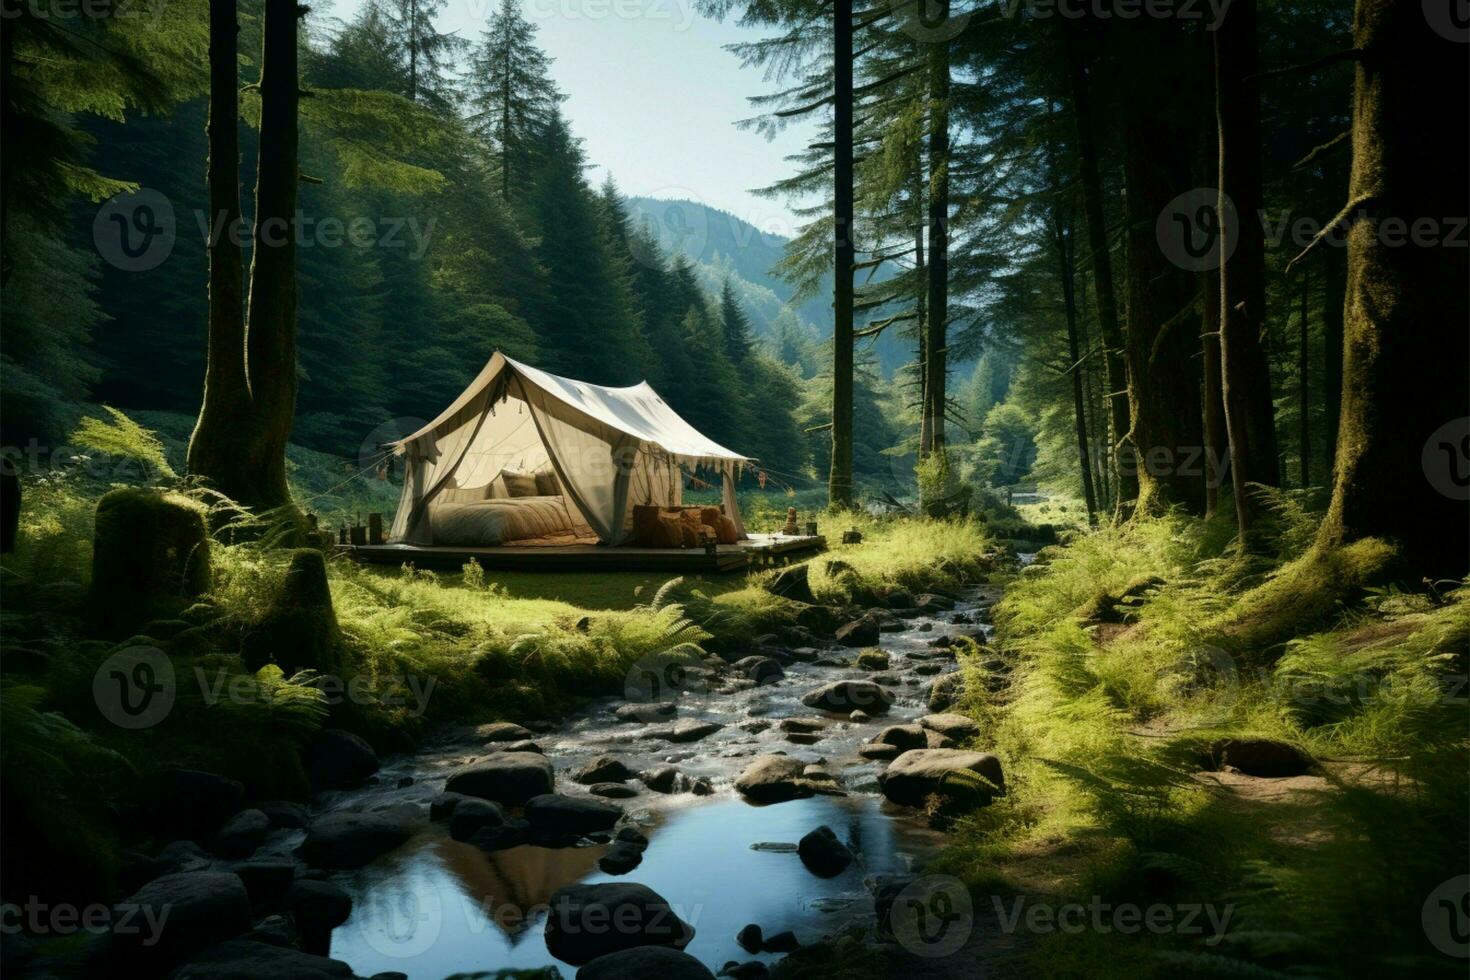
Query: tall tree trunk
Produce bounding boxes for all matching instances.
[1297,266,1310,487]
[914,157,930,459]
[1312,0,1469,576]
[1056,213,1098,524]
[408,0,419,101]
[1063,25,1135,516]
[186,0,252,502]
[922,2,950,476]
[1118,22,1207,517]
[1202,267,1229,516]
[1215,0,1280,545]
[1320,245,1344,476]
[828,0,854,508]
[239,0,302,512]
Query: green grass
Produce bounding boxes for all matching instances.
[931,513,1469,978]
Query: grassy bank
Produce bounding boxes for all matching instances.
[932,512,1469,978]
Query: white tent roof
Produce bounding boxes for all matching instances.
[392,352,754,466]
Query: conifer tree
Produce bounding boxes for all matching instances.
[466,0,564,201]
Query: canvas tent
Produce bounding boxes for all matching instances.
[388,352,754,546]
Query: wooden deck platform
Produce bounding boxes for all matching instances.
[341,532,826,573]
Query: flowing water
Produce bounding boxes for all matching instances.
[321,584,1003,978]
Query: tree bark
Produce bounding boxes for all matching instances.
[1312,0,1469,577]
[1215,0,1280,545]
[828,0,854,508]
[1320,245,1344,476]
[1063,25,1135,517]
[1298,265,1310,487]
[239,0,302,512]
[1202,268,1229,517]
[1056,211,1098,524]
[186,0,252,503]
[922,2,950,478]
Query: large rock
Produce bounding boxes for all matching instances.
[254,800,309,830]
[833,615,881,647]
[111,872,249,970]
[731,656,785,685]
[797,826,853,878]
[241,549,341,675]
[525,794,623,838]
[477,721,536,742]
[445,752,555,805]
[926,672,966,711]
[766,563,817,605]
[155,770,245,839]
[871,724,927,753]
[544,882,695,965]
[168,940,354,978]
[574,756,637,785]
[579,945,716,980]
[299,811,412,869]
[90,488,211,634]
[878,749,1005,808]
[734,756,838,804]
[449,798,506,841]
[230,860,296,905]
[800,680,894,714]
[289,879,352,955]
[305,729,379,790]
[1208,738,1314,778]
[212,809,270,859]
[919,713,980,740]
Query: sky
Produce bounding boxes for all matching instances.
[322,0,818,235]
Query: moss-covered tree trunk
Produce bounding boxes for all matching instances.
[1215,0,1280,544]
[1064,25,1135,518]
[1118,22,1206,517]
[921,7,950,477]
[828,0,854,509]
[1313,0,1469,576]
[1320,246,1344,476]
[186,0,252,503]
[239,0,302,512]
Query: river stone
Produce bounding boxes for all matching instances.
[762,930,800,952]
[800,680,894,714]
[305,729,379,790]
[878,749,1006,808]
[720,962,771,980]
[640,767,681,793]
[926,672,965,711]
[797,826,853,878]
[575,756,637,784]
[155,769,244,838]
[111,872,250,970]
[732,656,786,685]
[1208,738,1314,777]
[525,794,623,837]
[872,724,928,752]
[615,701,677,723]
[449,798,506,841]
[644,719,723,743]
[858,744,901,761]
[254,800,309,830]
[212,809,270,859]
[884,589,914,609]
[833,615,881,647]
[477,721,536,743]
[779,717,827,733]
[229,860,296,904]
[466,818,531,853]
[598,841,645,875]
[429,792,467,821]
[925,729,957,749]
[915,593,955,612]
[578,945,715,980]
[912,662,944,676]
[488,739,543,754]
[290,879,352,954]
[169,940,353,978]
[590,782,640,799]
[544,882,695,965]
[734,755,831,804]
[766,562,818,605]
[855,649,890,671]
[736,923,763,952]
[445,752,554,805]
[785,732,822,745]
[849,710,870,723]
[299,811,412,869]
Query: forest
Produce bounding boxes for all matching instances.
[0,0,1466,977]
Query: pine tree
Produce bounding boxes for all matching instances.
[466,0,564,202]
[718,280,755,365]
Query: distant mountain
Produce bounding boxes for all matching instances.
[626,196,910,375]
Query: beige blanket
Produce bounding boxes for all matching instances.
[428,495,594,546]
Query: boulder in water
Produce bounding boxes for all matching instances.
[299,811,412,869]
[578,945,715,980]
[445,752,554,805]
[877,749,1005,808]
[800,680,893,714]
[797,826,853,878]
[544,882,695,965]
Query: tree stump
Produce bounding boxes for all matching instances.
[90,489,211,634]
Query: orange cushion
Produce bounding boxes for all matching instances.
[700,506,721,528]
[632,505,662,546]
[679,523,700,548]
[716,515,738,545]
[651,515,683,548]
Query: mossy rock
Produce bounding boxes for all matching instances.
[855,649,891,671]
[90,488,211,635]
[1073,574,1165,625]
[179,602,221,626]
[241,549,342,676]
